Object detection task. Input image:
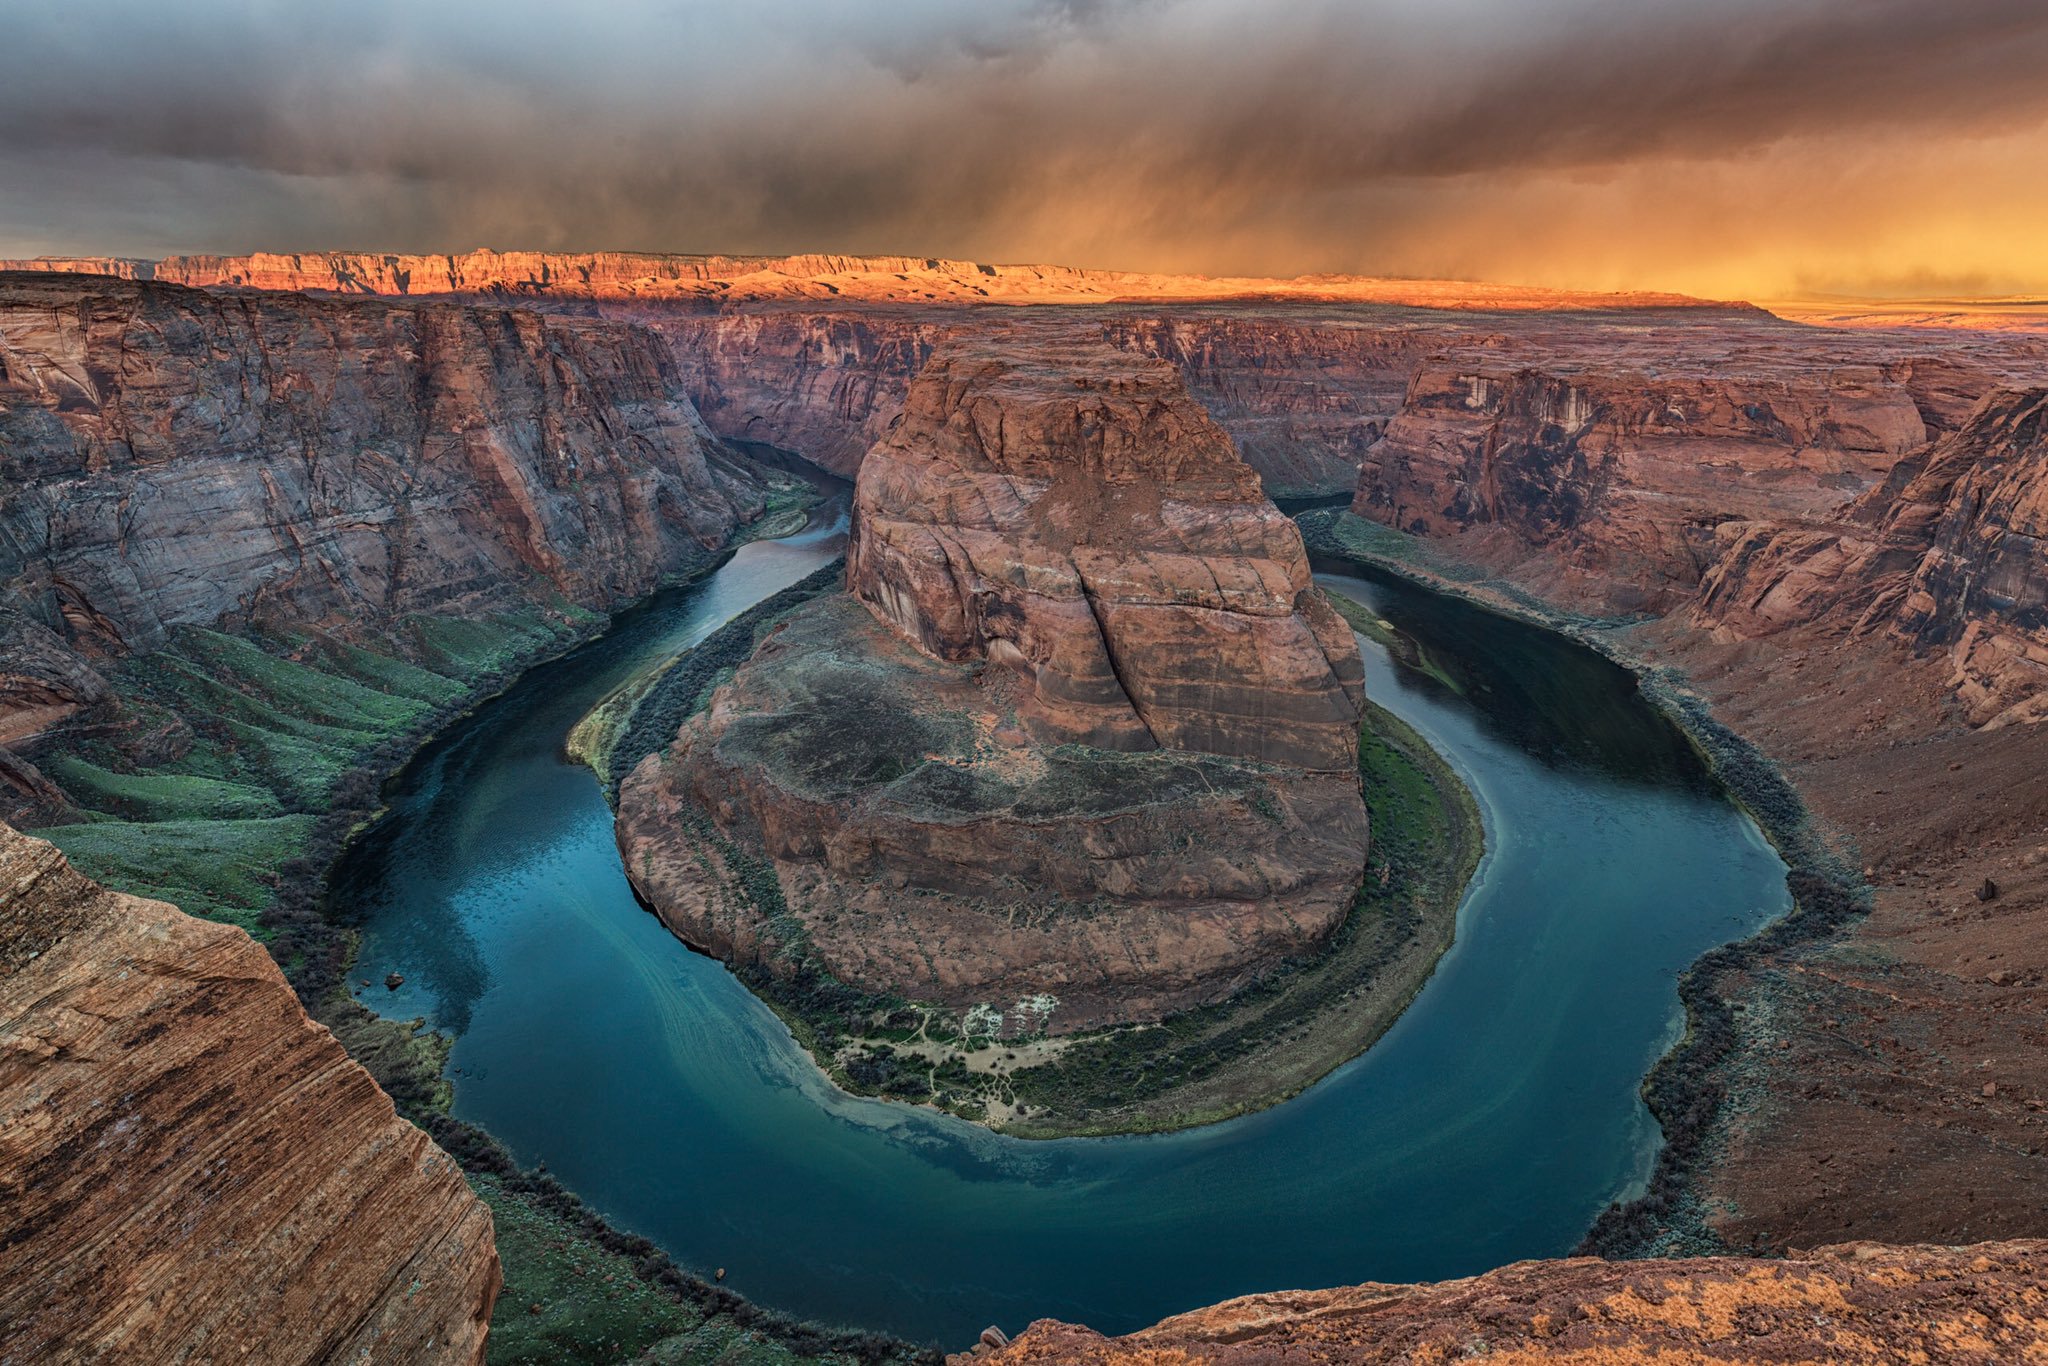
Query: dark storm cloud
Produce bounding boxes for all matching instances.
[4,0,2047,292]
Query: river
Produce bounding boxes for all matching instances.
[340,498,1789,1347]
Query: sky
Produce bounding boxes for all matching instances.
[5,0,2048,299]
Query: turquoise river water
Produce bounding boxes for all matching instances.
[341,499,1790,1347]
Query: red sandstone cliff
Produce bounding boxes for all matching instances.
[0,822,499,1362]
[0,272,768,750]
[847,339,1364,772]
[0,249,1734,311]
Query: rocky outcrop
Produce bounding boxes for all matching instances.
[848,340,1364,772]
[619,338,1369,1030]
[0,272,767,743]
[0,821,499,1362]
[961,1240,2048,1363]
[621,597,1371,1029]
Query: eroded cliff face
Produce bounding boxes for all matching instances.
[1691,387,2048,728]
[654,311,952,476]
[847,340,1364,772]
[0,821,499,1363]
[0,273,767,747]
[1103,316,1468,497]
[1356,362,1929,611]
[1888,390,2048,726]
[618,338,1369,1030]
[960,1240,2048,1364]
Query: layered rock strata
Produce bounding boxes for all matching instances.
[0,821,499,1362]
[619,340,1369,1029]
[846,341,1364,772]
[1693,387,2048,727]
[0,249,1730,310]
[0,272,767,749]
[962,1240,2048,1364]
[1356,362,1930,612]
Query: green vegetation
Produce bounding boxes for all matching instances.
[40,815,314,937]
[423,1118,931,1366]
[29,615,595,933]
[477,1174,874,1365]
[42,755,283,821]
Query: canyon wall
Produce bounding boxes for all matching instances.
[1355,360,1930,611]
[652,311,951,476]
[1104,316,1468,496]
[1692,386,2048,727]
[654,309,1447,494]
[0,272,768,750]
[0,822,499,1362]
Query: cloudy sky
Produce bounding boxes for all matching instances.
[6,0,2048,298]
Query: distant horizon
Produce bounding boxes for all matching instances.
[8,243,2048,310]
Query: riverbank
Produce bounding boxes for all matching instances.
[1298,508,1870,1258]
[590,572,1483,1139]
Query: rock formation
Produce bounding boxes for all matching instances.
[0,272,768,749]
[653,311,952,476]
[0,821,499,1362]
[1692,387,2048,727]
[618,338,1369,1029]
[1356,361,1929,611]
[0,249,1733,310]
[846,341,1364,771]
[959,1240,2048,1363]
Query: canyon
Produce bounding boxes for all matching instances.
[8,251,2048,1358]
[615,337,1373,1040]
[0,270,777,826]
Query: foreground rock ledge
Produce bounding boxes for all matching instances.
[619,337,1370,1031]
[0,822,499,1363]
[960,1240,2048,1363]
